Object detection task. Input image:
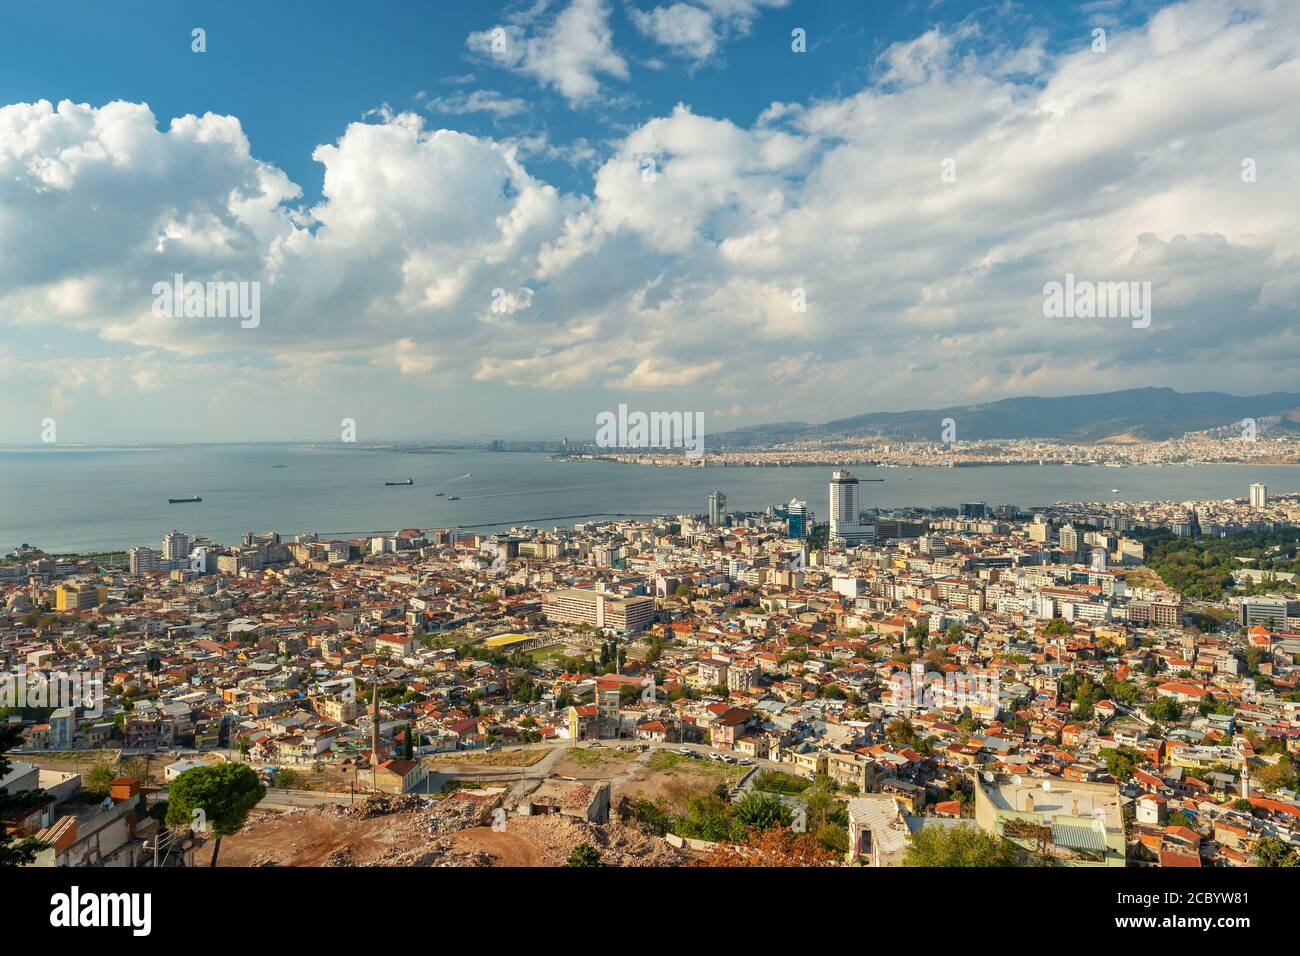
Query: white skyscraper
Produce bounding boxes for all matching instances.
[829,470,874,546]
[1249,483,1267,509]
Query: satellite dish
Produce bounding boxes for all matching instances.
[1041,780,1052,791]
[983,771,994,782]
[1012,774,1022,785]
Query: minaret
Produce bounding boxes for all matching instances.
[371,678,382,766]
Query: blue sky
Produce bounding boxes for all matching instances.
[3,0,1129,199]
[1,0,1296,442]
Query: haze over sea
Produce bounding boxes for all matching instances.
[2,444,1298,554]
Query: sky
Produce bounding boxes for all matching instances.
[0,0,1297,443]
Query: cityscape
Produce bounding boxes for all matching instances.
[4,468,1300,875]
[2,0,1297,935]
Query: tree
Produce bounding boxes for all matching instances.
[0,725,46,866]
[1099,746,1141,782]
[565,843,603,867]
[1253,836,1299,867]
[904,824,1020,867]
[732,792,793,832]
[165,763,265,867]
[1146,697,1183,723]
[83,759,116,797]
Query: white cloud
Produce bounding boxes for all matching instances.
[631,0,792,64]
[419,89,529,117]
[467,0,629,106]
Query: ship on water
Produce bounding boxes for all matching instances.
[385,478,413,486]
[169,495,202,504]
[448,496,460,501]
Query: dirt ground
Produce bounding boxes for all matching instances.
[550,746,637,779]
[620,751,738,809]
[216,791,690,867]
[219,807,416,866]
[431,749,552,768]
[451,827,541,866]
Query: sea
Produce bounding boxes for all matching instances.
[1,444,1298,554]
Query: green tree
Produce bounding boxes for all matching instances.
[1253,836,1299,867]
[904,824,1020,867]
[165,763,265,867]
[83,759,116,797]
[1146,697,1183,723]
[1099,746,1142,782]
[0,725,46,866]
[732,792,793,832]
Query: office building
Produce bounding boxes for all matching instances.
[708,490,727,526]
[1241,596,1294,629]
[787,499,809,539]
[54,581,105,612]
[829,470,875,546]
[543,588,656,634]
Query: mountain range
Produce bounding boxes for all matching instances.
[708,388,1300,447]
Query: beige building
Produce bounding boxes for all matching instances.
[543,588,655,634]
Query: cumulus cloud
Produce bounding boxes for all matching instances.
[467,0,629,106]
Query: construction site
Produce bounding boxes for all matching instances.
[216,744,734,867]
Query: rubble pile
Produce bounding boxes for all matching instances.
[506,815,689,867]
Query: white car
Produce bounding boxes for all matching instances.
[708,752,723,761]
[738,758,754,766]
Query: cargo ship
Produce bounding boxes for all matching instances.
[385,478,413,486]
[448,496,460,501]
[169,496,202,504]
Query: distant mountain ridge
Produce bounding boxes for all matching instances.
[708,387,1300,447]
